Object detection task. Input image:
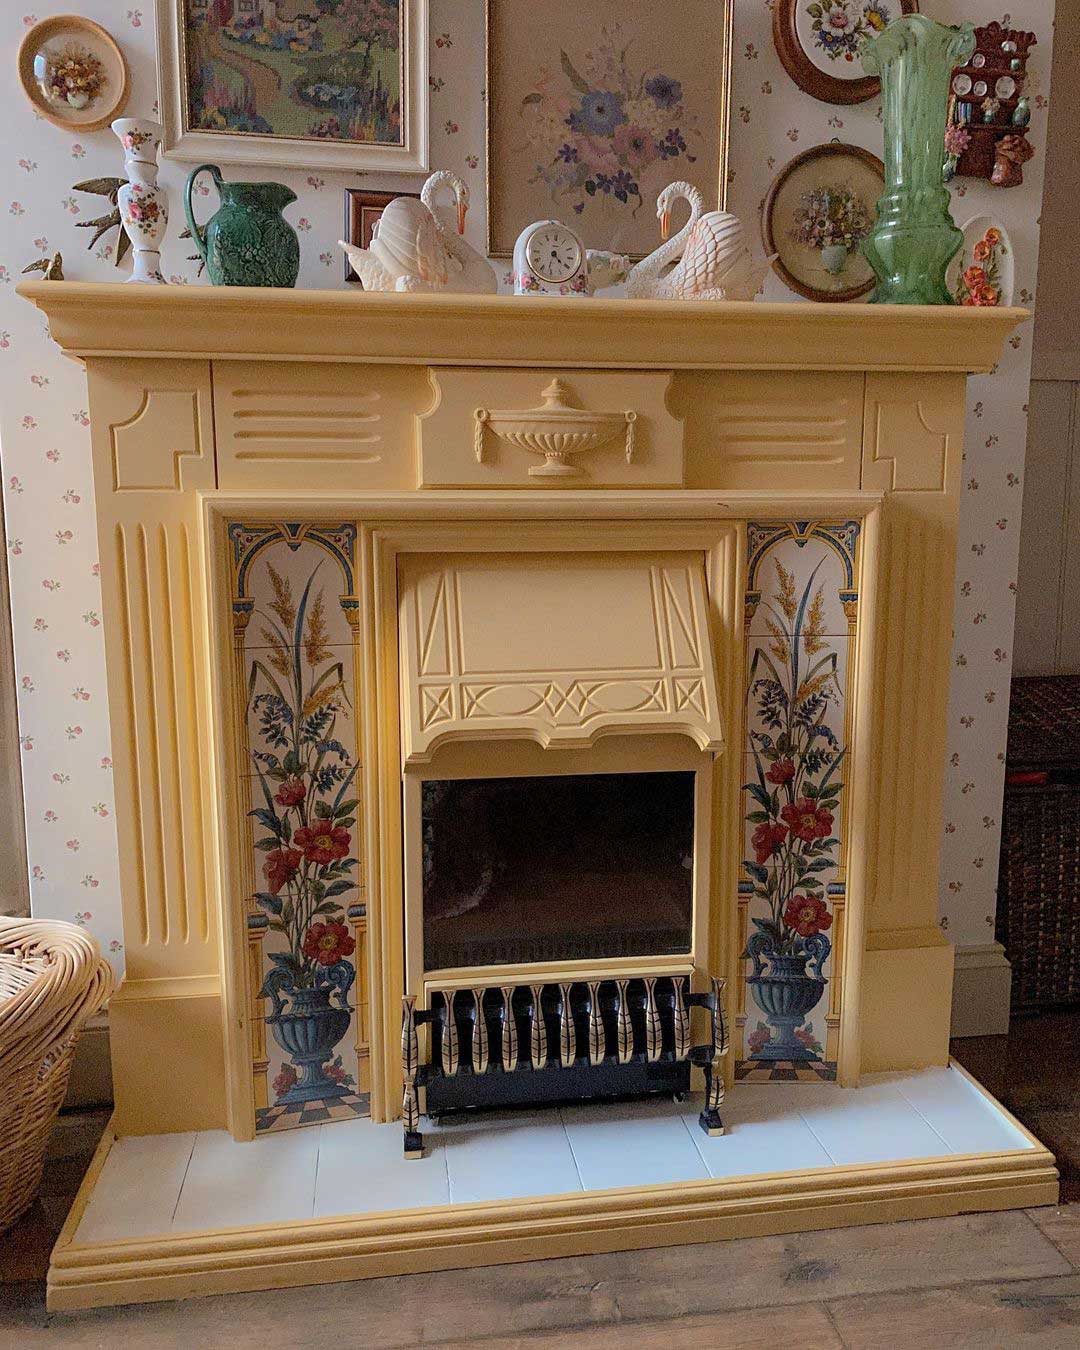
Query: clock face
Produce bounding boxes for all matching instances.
[524,225,582,284]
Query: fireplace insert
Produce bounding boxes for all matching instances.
[420,770,696,972]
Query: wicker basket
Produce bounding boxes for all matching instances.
[997,676,1080,1010]
[0,918,113,1233]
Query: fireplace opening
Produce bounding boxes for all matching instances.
[421,770,695,972]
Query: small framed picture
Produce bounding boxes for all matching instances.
[762,142,884,303]
[485,0,733,258]
[342,189,419,284]
[156,0,429,173]
[772,0,920,105]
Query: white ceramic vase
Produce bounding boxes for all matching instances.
[112,118,167,284]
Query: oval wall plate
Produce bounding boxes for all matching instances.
[948,216,1015,307]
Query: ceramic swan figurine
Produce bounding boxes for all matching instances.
[420,170,498,294]
[624,181,704,299]
[338,195,456,292]
[626,182,772,301]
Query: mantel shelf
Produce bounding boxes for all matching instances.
[17,280,1026,373]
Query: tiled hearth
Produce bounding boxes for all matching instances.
[74,1068,1031,1243]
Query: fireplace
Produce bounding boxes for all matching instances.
[20,282,1055,1309]
[420,769,696,971]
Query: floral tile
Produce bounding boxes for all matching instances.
[744,634,848,758]
[739,522,849,1071]
[231,524,365,1132]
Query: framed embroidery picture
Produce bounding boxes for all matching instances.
[772,0,919,104]
[485,0,733,258]
[156,0,429,172]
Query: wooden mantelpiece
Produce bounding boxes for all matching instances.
[23,281,1022,371]
[20,283,1056,1309]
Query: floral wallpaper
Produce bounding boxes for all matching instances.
[0,1,1056,977]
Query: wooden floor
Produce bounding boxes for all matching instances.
[3,1012,1080,1346]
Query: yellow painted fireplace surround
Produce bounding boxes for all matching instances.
[18,283,1057,1304]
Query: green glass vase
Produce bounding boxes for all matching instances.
[861,15,975,305]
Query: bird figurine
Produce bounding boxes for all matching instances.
[72,177,129,265]
[625,181,772,301]
[338,194,457,292]
[420,171,497,294]
[22,253,64,281]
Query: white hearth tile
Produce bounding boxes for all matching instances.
[867,1066,1033,1155]
[792,1079,952,1166]
[73,1131,196,1245]
[561,1098,710,1191]
[682,1086,834,1179]
[315,1117,451,1216]
[437,1111,583,1204]
[172,1126,320,1231]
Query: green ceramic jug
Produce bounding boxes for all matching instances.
[184,164,300,288]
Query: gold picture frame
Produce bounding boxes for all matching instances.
[485,0,733,259]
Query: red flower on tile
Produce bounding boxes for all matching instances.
[302,920,356,966]
[274,776,306,807]
[783,894,833,938]
[293,824,350,865]
[272,1064,298,1097]
[752,821,787,864]
[263,846,301,895]
[766,758,796,786]
[780,797,833,844]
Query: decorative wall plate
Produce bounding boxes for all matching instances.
[947,216,1015,308]
[773,0,919,105]
[18,16,129,134]
[762,143,884,303]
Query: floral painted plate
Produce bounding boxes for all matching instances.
[947,215,1015,308]
[18,16,129,134]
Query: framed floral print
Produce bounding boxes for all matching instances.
[773,0,919,104]
[156,0,429,173]
[485,1,733,258]
[762,142,884,303]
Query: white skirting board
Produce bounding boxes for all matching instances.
[48,1061,1057,1312]
[951,943,1013,1038]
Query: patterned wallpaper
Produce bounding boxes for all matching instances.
[0,1,1055,973]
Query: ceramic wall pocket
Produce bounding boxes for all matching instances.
[18,15,129,134]
[772,0,919,105]
[762,144,883,303]
[625,182,771,301]
[947,217,1014,308]
[945,23,1037,188]
[185,165,300,288]
[113,119,168,286]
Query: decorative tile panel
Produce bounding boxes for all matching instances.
[228,523,368,1133]
[737,522,860,1078]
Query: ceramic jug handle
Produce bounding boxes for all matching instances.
[183,164,223,266]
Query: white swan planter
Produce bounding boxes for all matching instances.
[339,171,497,295]
[625,181,774,302]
